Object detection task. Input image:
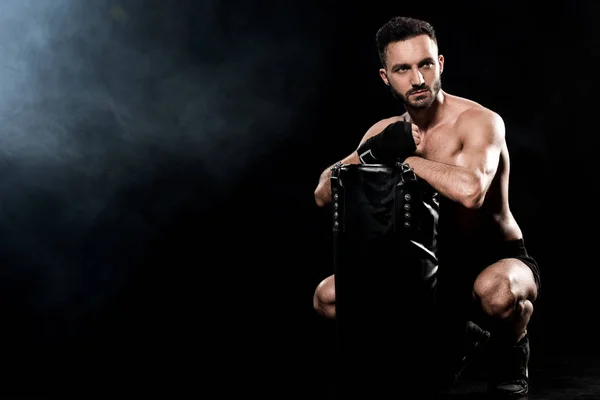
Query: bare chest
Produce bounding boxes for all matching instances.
[416,123,462,163]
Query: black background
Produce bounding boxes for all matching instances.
[0,0,596,397]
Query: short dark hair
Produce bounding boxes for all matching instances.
[375,16,438,67]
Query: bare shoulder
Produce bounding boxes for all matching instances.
[455,103,505,142]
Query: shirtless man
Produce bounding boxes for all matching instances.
[312,16,540,397]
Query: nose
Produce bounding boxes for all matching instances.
[409,66,425,86]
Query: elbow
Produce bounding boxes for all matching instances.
[314,173,333,207]
[462,192,485,209]
[314,192,325,207]
[461,176,486,209]
[314,187,329,208]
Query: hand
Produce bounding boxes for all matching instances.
[409,123,421,147]
[402,115,421,147]
[357,121,417,164]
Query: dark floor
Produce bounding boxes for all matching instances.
[439,353,600,399]
[0,349,598,398]
[312,350,600,399]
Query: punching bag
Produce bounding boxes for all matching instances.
[330,161,440,397]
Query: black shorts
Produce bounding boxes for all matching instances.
[503,238,541,295]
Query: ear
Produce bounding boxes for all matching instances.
[379,68,389,86]
[438,54,445,74]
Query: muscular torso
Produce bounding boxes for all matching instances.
[398,95,523,245]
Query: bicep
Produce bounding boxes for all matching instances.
[455,112,505,188]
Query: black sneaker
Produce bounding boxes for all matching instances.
[453,321,491,383]
[434,321,490,390]
[487,334,530,397]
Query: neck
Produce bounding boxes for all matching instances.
[405,90,446,130]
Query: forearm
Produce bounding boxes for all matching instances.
[314,151,361,207]
[404,156,482,208]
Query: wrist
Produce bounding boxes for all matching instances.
[346,151,362,165]
[404,155,419,165]
[329,161,343,172]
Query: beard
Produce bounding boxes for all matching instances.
[390,77,442,110]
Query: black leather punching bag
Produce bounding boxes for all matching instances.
[330,162,440,398]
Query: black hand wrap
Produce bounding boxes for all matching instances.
[356,121,416,164]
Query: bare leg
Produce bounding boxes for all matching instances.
[473,258,537,343]
[473,258,538,396]
[313,274,336,319]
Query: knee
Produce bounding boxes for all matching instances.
[313,275,336,319]
[474,274,520,321]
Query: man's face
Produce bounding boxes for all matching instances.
[379,35,444,110]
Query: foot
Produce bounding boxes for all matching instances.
[487,334,530,397]
[453,321,491,382]
[435,321,490,390]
